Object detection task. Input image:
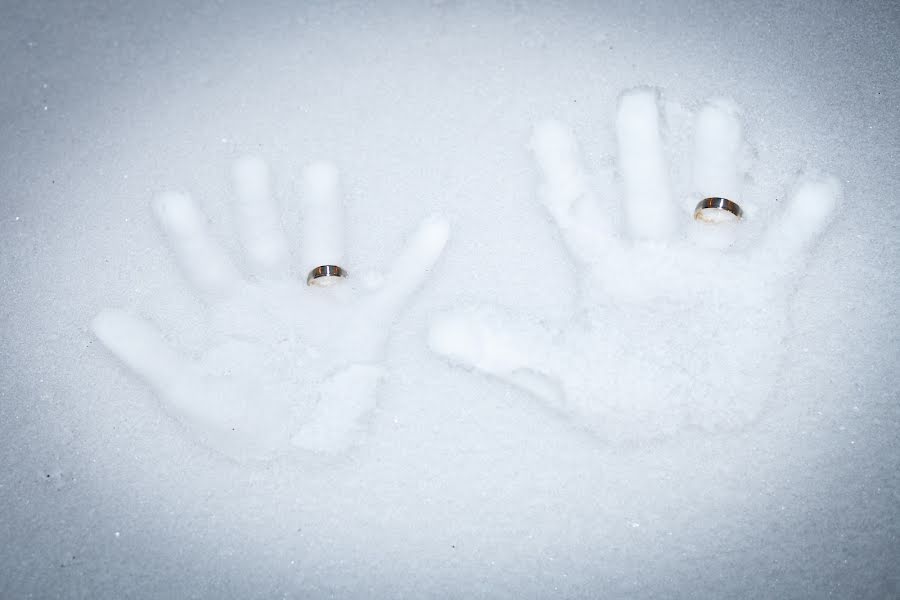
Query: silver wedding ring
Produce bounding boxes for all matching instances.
[307,265,347,287]
[694,197,743,222]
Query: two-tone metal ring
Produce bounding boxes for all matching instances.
[307,265,347,287]
[693,197,743,222]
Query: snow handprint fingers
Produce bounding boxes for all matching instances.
[758,175,841,274]
[230,156,291,278]
[153,192,242,299]
[367,216,450,319]
[91,309,199,399]
[90,313,250,440]
[689,99,748,248]
[93,310,294,459]
[616,88,677,240]
[692,98,747,203]
[429,309,563,406]
[530,120,614,260]
[300,161,344,275]
[531,120,586,226]
[429,310,543,374]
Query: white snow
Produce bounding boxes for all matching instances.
[2,1,898,598]
[231,155,291,277]
[430,91,842,442]
[616,88,678,240]
[300,160,345,274]
[90,153,449,461]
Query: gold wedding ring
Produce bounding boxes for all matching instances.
[307,265,347,287]
[693,197,743,222]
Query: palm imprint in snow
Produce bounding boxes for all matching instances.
[93,158,448,459]
[430,88,840,442]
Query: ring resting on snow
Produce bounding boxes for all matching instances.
[307,264,348,287]
[693,197,743,222]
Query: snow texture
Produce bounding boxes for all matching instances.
[1,1,898,599]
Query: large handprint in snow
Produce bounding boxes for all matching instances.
[430,88,840,442]
[93,158,448,460]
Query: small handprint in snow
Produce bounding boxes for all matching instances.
[430,88,840,443]
[93,157,449,460]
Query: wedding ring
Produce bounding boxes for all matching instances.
[307,265,347,286]
[694,197,743,222]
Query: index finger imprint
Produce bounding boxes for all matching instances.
[616,88,677,241]
[368,216,450,318]
[759,175,841,263]
[231,156,290,278]
[153,192,242,298]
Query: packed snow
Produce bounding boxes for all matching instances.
[2,1,898,598]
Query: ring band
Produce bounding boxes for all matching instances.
[694,197,743,221]
[307,265,347,286]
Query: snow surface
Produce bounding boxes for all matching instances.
[2,1,899,598]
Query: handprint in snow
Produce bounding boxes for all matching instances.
[93,158,449,460]
[429,88,840,443]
